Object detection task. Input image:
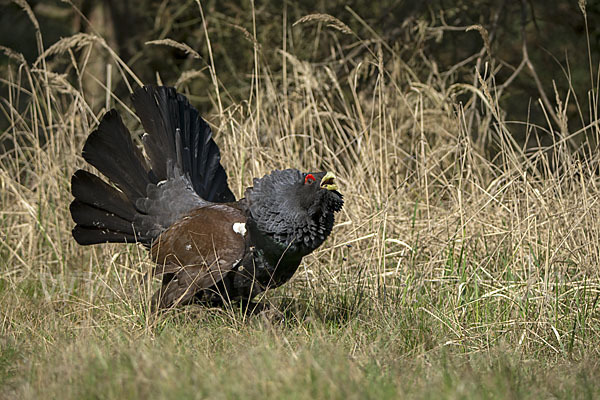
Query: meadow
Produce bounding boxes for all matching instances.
[1,1,600,398]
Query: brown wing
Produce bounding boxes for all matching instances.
[150,204,246,308]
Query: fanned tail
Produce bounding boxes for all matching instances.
[70,85,235,247]
[70,111,155,245]
[131,85,235,203]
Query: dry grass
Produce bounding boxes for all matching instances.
[1,3,600,399]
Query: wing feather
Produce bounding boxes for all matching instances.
[150,204,247,308]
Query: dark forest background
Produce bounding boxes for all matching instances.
[1,0,599,151]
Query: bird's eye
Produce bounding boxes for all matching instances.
[304,174,316,184]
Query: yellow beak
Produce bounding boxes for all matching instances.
[320,172,338,191]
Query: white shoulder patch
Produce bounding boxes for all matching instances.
[233,222,247,236]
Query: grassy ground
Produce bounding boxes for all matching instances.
[2,3,600,399]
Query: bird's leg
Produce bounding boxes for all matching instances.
[238,299,267,314]
[240,300,284,323]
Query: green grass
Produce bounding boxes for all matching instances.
[2,300,600,399]
[2,1,600,399]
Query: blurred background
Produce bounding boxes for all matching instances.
[2,0,599,150]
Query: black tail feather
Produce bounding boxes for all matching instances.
[131,87,176,180]
[70,172,154,245]
[70,200,137,236]
[72,225,139,245]
[82,110,152,202]
[70,85,236,247]
[71,170,137,221]
[132,85,235,203]
[71,111,155,246]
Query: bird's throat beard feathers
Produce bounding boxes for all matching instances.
[245,169,343,256]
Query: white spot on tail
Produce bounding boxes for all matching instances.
[157,180,167,187]
[185,244,192,251]
[233,222,246,236]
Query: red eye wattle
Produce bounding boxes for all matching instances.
[304,174,316,184]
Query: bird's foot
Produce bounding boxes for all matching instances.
[241,301,284,323]
[258,306,285,324]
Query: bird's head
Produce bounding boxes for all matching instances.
[245,169,343,254]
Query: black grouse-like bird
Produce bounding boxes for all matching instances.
[70,85,343,309]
